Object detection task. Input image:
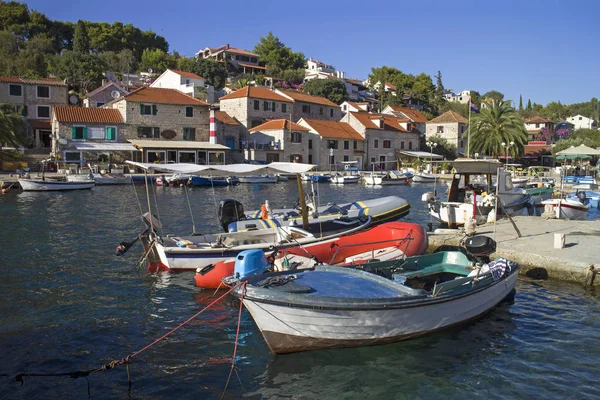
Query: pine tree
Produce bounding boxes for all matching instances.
[527,99,532,110]
[519,95,523,111]
[73,20,90,54]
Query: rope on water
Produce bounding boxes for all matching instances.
[13,281,243,386]
[221,282,246,399]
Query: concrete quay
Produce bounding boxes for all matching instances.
[427,216,600,285]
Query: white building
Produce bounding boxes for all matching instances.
[566,114,598,130]
[151,69,214,102]
[444,90,472,104]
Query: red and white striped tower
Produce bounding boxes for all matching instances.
[209,108,216,144]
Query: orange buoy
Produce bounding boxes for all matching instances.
[1,188,8,194]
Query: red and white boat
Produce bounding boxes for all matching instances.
[194,222,428,288]
[541,198,589,220]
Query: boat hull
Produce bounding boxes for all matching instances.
[541,199,589,220]
[238,175,279,183]
[19,179,95,191]
[241,269,517,354]
[189,176,238,186]
[92,173,133,185]
[412,173,437,183]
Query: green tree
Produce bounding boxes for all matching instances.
[482,90,505,102]
[551,129,600,155]
[253,32,305,76]
[425,134,457,161]
[0,31,19,75]
[527,99,532,110]
[465,99,527,158]
[188,58,227,89]
[139,48,176,74]
[302,79,349,104]
[519,95,523,111]
[0,106,27,148]
[0,1,30,37]
[73,20,90,53]
[14,34,54,77]
[50,50,106,93]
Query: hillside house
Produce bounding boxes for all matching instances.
[426,111,468,155]
[246,119,310,163]
[83,81,129,108]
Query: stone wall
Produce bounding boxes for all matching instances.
[220,97,293,130]
[426,122,465,153]
[291,101,342,122]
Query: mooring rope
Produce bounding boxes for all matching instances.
[221,282,246,398]
[13,281,243,386]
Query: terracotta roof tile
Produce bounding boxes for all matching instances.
[123,87,209,105]
[301,119,363,140]
[219,86,292,102]
[0,76,66,86]
[215,111,241,125]
[225,48,259,57]
[279,89,338,107]
[53,106,124,123]
[385,82,397,91]
[171,69,203,80]
[248,119,309,132]
[350,112,408,132]
[427,110,467,124]
[386,105,428,122]
[525,116,554,123]
[238,62,266,70]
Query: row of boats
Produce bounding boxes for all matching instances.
[116,160,520,355]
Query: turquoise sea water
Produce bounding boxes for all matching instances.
[0,181,598,399]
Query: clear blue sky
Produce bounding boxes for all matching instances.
[24,0,600,106]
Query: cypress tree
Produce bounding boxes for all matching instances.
[519,95,523,111]
[527,99,532,110]
[73,20,90,54]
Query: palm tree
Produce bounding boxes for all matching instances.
[466,99,527,158]
[0,106,26,149]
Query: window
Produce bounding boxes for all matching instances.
[185,79,190,85]
[383,140,391,149]
[179,151,196,163]
[183,127,196,141]
[64,151,81,162]
[343,155,349,162]
[37,105,50,119]
[302,105,310,113]
[263,101,275,111]
[353,141,357,150]
[250,57,257,64]
[460,140,464,148]
[344,141,349,150]
[140,104,156,115]
[535,123,540,128]
[137,126,160,138]
[319,107,323,115]
[106,127,116,140]
[253,100,260,110]
[88,127,105,139]
[37,86,50,98]
[96,102,105,107]
[290,154,303,162]
[9,84,22,96]
[185,106,194,118]
[308,139,313,149]
[408,142,413,150]
[370,157,376,163]
[291,131,302,143]
[401,141,405,149]
[374,139,379,148]
[343,105,347,111]
[437,126,444,134]
[579,116,583,120]
[329,109,333,118]
[282,103,287,113]
[329,155,335,166]
[327,140,338,149]
[266,153,280,163]
[460,125,465,133]
[71,126,86,140]
[308,154,313,164]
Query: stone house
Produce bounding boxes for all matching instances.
[297,119,365,169]
[426,111,468,155]
[246,119,310,163]
[106,87,226,164]
[215,111,244,163]
[275,89,342,121]
[82,81,129,108]
[342,112,421,170]
[524,116,555,142]
[51,106,134,166]
[197,44,266,75]
[219,86,294,131]
[382,105,428,134]
[340,101,369,114]
[0,76,68,153]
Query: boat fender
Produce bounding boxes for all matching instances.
[261,204,268,220]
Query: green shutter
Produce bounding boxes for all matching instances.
[140,104,144,115]
[22,105,28,117]
[83,127,88,139]
[153,127,160,138]
[152,105,157,115]
[106,127,116,140]
[272,101,275,111]
[282,103,286,113]
[71,126,76,139]
[263,101,268,111]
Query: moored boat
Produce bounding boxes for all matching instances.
[330,173,361,184]
[566,190,600,208]
[412,172,437,183]
[309,174,331,182]
[92,173,133,185]
[364,171,413,185]
[226,235,518,354]
[189,176,239,186]
[238,175,279,184]
[541,198,589,220]
[19,178,95,191]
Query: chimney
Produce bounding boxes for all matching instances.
[225,44,230,49]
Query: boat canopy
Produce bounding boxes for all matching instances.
[398,150,444,160]
[126,161,316,175]
[452,158,502,174]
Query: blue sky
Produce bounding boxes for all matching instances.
[24,0,600,106]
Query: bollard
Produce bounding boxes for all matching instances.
[554,233,565,249]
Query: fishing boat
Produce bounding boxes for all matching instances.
[412,172,437,183]
[92,173,133,185]
[222,195,410,232]
[525,185,554,215]
[309,174,331,182]
[423,159,531,228]
[566,190,600,208]
[189,175,239,186]
[238,175,279,184]
[330,173,361,184]
[194,221,427,288]
[364,171,413,185]
[226,235,518,354]
[19,178,95,191]
[156,173,190,186]
[140,214,372,271]
[541,198,589,220]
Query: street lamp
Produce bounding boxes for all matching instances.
[501,141,514,165]
[426,140,438,173]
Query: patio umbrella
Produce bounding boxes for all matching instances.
[556,144,600,156]
[555,154,590,160]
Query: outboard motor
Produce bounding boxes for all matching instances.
[576,190,587,204]
[464,235,496,264]
[234,249,269,279]
[218,199,245,232]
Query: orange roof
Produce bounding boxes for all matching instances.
[238,62,266,70]
[83,81,128,99]
[215,111,241,125]
[279,89,338,107]
[350,112,408,132]
[0,76,66,86]
[225,48,259,57]
[53,106,124,124]
[428,110,467,124]
[123,87,209,105]
[248,119,309,132]
[219,86,292,102]
[525,116,554,123]
[171,69,203,80]
[344,78,363,86]
[385,82,397,91]
[386,105,428,122]
[301,119,363,140]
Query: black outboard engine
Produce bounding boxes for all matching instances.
[464,235,496,264]
[218,199,245,232]
[576,190,587,203]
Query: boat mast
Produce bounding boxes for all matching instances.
[296,173,309,229]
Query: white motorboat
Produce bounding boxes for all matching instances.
[92,173,133,185]
[238,174,279,184]
[541,198,589,220]
[364,171,413,185]
[227,236,518,354]
[19,178,95,191]
[330,173,361,184]
[412,172,437,183]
